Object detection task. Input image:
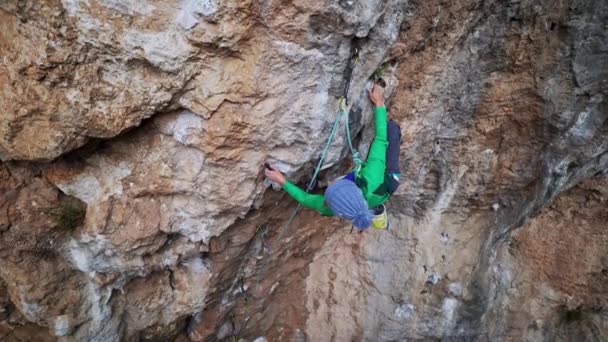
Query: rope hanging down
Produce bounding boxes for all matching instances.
[340,97,363,169]
[255,98,361,290]
[341,44,363,169]
[255,45,362,292]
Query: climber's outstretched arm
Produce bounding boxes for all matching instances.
[359,85,388,191]
[282,181,333,216]
[264,165,333,216]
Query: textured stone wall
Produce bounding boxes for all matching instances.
[0,0,606,341]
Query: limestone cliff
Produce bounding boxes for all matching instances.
[0,0,606,341]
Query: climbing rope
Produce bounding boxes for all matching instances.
[341,43,363,171]
[254,43,363,292]
[254,96,363,292]
[340,97,363,171]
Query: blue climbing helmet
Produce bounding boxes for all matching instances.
[325,179,372,230]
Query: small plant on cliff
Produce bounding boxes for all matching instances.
[46,200,86,230]
[560,306,585,323]
[556,305,606,341]
[558,305,603,324]
[370,60,397,85]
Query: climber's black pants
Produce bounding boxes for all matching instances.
[371,121,401,215]
[385,120,401,194]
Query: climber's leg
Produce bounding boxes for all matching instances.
[385,120,402,194]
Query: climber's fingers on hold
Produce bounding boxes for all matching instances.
[264,162,275,171]
[373,83,383,96]
[264,167,286,186]
[264,164,280,178]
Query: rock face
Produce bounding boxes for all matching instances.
[0,0,606,341]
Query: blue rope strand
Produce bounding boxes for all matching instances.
[255,98,364,292]
[255,105,343,291]
[342,107,363,169]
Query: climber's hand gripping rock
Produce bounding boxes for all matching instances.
[368,83,385,108]
[264,163,286,186]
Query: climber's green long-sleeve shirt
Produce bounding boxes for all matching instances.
[282,106,390,216]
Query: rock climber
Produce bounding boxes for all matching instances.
[264,83,402,230]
